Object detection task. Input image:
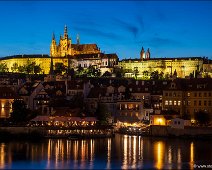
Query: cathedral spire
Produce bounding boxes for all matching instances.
[64,25,68,38]
[52,32,55,40]
[140,47,145,60]
[77,34,80,45]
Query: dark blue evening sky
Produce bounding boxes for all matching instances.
[0,1,212,59]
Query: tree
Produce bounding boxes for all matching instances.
[194,110,211,126]
[18,66,25,73]
[158,71,164,80]
[76,65,84,76]
[54,63,66,74]
[68,68,75,78]
[133,67,139,79]
[124,87,131,99]
[113,67,125,78]
[11,62,19,72]
[189,72,194,78]
[10,100,30,124]
[150,71,159,79]
[25,61,35,74]
[173,69,177,77]
[87,65,101,77]
[0,63,9,72]
[165,73,170,80]
[95,103,111,125]
[143,70,149,76]
[102,71,112,77]
[34,65,42,74]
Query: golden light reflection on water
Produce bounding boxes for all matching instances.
[106,138,111,169]
[132,136,137,169]
[121,135,142,169]
[0,143,5,169]
[0,135,208,169]
[190,142,194,170]
[122,135,128,169]
[90,139,95,168]
[154,141,165,169]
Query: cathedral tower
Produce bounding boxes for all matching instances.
[145,48,150,60]
[140,47,145,60]
[50,32,57,57]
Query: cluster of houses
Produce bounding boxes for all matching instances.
[0,73,212,129]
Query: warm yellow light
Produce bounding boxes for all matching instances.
[190,142,194,169]
[191,119,195,123]
[157,118,162,125]
[154,141,164,169]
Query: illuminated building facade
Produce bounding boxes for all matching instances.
[49,25,117,73]
[119,48,207,78]
[0,25,118,74]
[162,78,212,119]
[0,87,21,118]
[50,25,100,57]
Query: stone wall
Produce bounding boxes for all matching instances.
[150,125,212,137]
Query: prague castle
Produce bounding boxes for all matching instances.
[0,26,118,74]
[0,25,211,78]
[50,25,100,57]
[118,47,212,78]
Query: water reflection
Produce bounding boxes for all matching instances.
[154,141,165,169]
[0,134,211,169]
[190,142,194,170]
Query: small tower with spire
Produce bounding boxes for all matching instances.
[145,48,150,60]
[50,32,57,57]
[140,47,145,60]
[76,34,80,45]
[64,25,68,39]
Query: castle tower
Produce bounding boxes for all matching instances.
[50,32,57,57]
[64,25,68,39]
[140,47,145,60]
[77,34,80,45]
[145,48,150,60]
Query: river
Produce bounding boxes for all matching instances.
[0,134,211,169]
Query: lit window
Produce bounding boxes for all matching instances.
[178,101,181,106]
[169,100,172,105]
[125,104,127,109]
[165,100,168,105]
[174,101,177,106]
[187,92,190,97]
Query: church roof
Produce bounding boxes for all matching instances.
[71,44,99,52]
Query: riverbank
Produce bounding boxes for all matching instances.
[1,125,212,140]
[116,125,212,139]
[149,125,212,139]
[0,126,115,140]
